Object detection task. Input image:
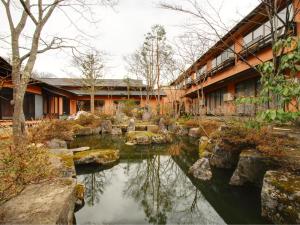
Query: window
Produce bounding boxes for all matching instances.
[253,24,264,39]
[243,4,294,47]
[212,45,234,69]
[197,65,207,78]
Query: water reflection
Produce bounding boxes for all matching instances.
[73,135,267,225]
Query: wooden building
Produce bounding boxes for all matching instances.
[0,59,166,120]
[171,0,300,116]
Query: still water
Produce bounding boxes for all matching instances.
[70,135,268,225]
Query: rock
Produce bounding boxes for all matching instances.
[74,111,90,120]
[111,127,122,135]
[125,141,136,146]
[73,149,119,166]
[135,124,147,131]
[189,158,212,181]
[147,125,159,133]
[142,111,151,121]
[158,118,167,132]
[189,128,200,137]
[74,127,93,136]
[115,113,129,124]
[49,149,76,178]
[74,183,85,211]
[210,143,240,169]
[127,118,135,132]
[229,149,281,186]
[261,170,300,224]
[175,126,189,136]
[0,179,76,225]
[92,127,101,135]
[199,136,210,158]
[101,120,112,134]
[167,123,178,133]
[126,131,172,145]
[70,147,90,152]
[46,138,67,149]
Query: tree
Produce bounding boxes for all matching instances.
[161,0,300,123]
[123,76,131,100]
[0,0,116,150]
[74,50,105,114]
[126,25,173,115]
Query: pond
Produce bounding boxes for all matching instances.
[69,135,269,225]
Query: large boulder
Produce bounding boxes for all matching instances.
[189,158,212,181]
[209,143,240,169]
[189,128,200,137]
[158,118,167,132]
[111,127,122,135]
[101,120,112,134]
[261,170,300,224]
[0,179,76,225]
[126,131,172,145]
[91,127,101,135]
[73,110,90,120]
[229,150,281,186]
[73,149,119,166]
[127,118,135,132]
[142,111,152,121]
[46,138,67,149]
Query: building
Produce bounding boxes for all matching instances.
[171,0,300,116]
[0,58,166,120]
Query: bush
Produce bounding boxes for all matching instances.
[0,142,55,203]
[76,113,101,128]
[211,124,297,156]
[27,119,74,143]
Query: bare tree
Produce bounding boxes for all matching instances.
[73,50,105,114]
[0,0,116,150]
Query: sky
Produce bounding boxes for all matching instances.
[0,0,259,79]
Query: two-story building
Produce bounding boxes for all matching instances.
[171,0,300,116]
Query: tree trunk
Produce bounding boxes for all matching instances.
[90,85,95,114]
[12,83,26,150]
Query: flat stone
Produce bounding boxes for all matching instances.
[0,179,76,225]
[147,125,159,133]
[73,149,119,166]
[70,147,90,152]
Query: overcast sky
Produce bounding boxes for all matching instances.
[0,0,259,79]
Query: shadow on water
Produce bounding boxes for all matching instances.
[71,134,269,225]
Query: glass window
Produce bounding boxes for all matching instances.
[244,32,253,45]
[212,58,216,68]
[253,24,264,39]
[264,21,271,35]
[217,55,222,65]
[221,51,228,62]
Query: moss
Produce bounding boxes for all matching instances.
[127,131,156,139]
[55,153,74,169]
[74,183,85,200]
[199,140,209,158]
[73,149,119,161]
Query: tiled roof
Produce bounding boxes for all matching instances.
[37,78,146,88]
[67,89,166,96]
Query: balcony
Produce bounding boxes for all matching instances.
[209,56,235,76]
[239,23,296,59]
